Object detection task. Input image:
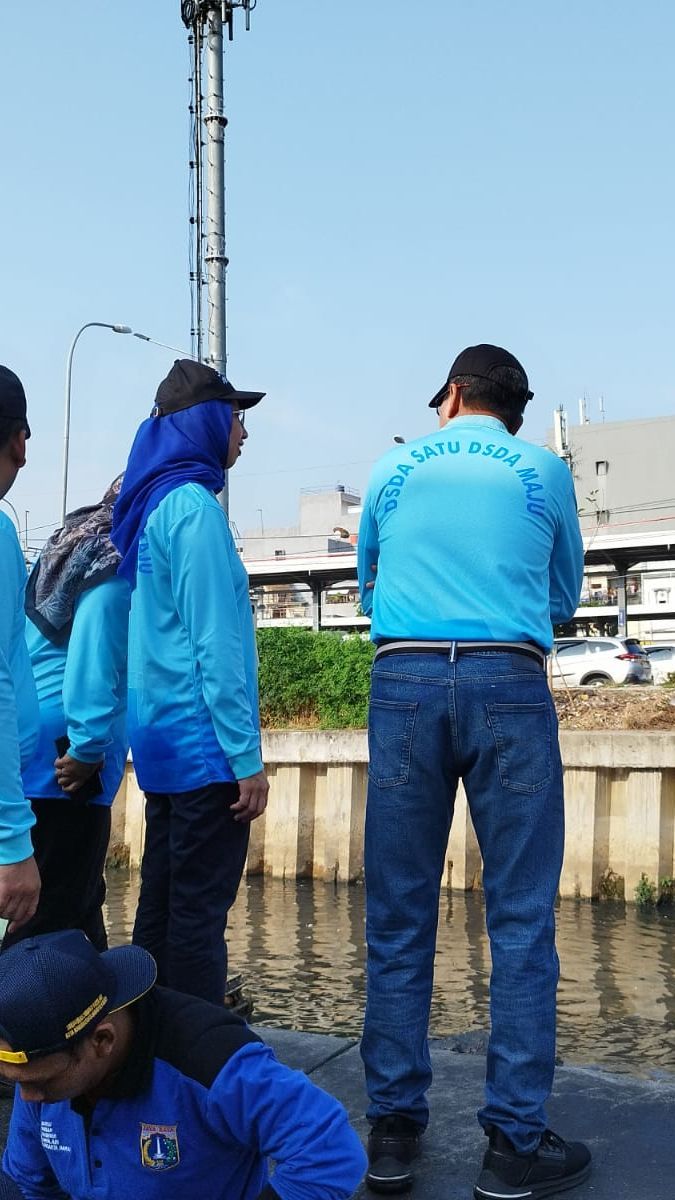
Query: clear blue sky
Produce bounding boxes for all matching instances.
[1,0,673,549]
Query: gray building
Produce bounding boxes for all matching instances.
[238,484,360,561]
[239,485,363,628]
[550,411,675,639]
[552,412,675,537]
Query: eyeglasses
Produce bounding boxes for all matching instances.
[435,379,533,410]
[234,410,246,427]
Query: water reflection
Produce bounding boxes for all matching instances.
[104,871,675,1078]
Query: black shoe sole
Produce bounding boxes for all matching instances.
[366,1170,413,1195]
[474,1160,591,1200]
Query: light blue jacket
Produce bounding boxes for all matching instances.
[22,577,130,806]
[0,513,37,865]
[127,483,262,793]
[358,415,584,651]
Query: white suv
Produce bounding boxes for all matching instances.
[643,644,675,684]
[550,637,653,687]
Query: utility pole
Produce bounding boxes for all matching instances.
[181,0,257,515]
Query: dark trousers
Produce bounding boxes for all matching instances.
[2,799,111,953]
[132,782,249,1004]
[0,1173,23,1199]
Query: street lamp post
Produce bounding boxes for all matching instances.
[0,497,22,542]
[61,323,197,527]
[61,323,132,526]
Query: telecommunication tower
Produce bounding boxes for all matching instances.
[180,1,257,510]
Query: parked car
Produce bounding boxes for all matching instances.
[643,644,675,685]
[550,636,653,686]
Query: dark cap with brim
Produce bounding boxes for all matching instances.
[0,931,157,1064]
[429,343,533,409]
[0,364,31,438]
[153,359,265,417]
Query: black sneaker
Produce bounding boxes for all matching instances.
[474,1126,591,1199]
[366,1114,422,1194]
[223,974,254,1020]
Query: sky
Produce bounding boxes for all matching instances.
[1,0,674,552]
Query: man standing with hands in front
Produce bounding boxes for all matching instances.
[0,365,40,936]
[358,345,587,1199]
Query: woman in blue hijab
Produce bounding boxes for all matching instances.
[112,360,269,1005]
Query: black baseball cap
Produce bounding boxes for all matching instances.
[0,931,157,1064]
[428,344,533,409]
[153,359,265,417]
[0,365,31,438]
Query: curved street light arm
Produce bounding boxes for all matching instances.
[0,496,22,538]
[61,323,132,526]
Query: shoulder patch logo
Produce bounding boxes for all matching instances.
[140,1123,180,1171]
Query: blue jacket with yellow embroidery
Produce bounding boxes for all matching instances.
[358,415,584,651]
[3,987,366,1200]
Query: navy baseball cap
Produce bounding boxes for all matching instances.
[0,931,156,1064]
[153,359,265,417]
[429,344,533,409]
[0,364,31,438]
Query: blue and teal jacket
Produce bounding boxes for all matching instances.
[0,513,38,865]
[3,986,367,1200]
[358,415,584,651]
[22,576,130,806]
[127,483,262,792]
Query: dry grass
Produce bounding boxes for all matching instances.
[554,687,675,731]
[261,689,675,732]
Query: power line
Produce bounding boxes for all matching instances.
[237,458,374,479]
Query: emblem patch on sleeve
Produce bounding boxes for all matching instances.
[140,1123,180,1171]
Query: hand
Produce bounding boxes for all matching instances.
[366,562,378,591]
[54,753,103,794]
[230,770,269,823]
[0,856,40,933]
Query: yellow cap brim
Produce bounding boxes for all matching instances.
[0,1049,28,1064]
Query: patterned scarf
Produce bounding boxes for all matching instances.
[25,476,123,646]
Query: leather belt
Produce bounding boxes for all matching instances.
[374,639,546,669]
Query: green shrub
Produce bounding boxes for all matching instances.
[257,628,374,729]
[634,873,657,906]
[658,877,675,904]
[599,867,624,901]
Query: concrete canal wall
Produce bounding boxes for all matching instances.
[110,730,675,902]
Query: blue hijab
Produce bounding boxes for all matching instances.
[112,400,233,585]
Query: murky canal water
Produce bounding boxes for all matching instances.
[104,872,675,1079]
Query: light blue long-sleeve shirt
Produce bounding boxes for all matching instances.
[127,482,262,793]
[358,415,584,651]
[22,576,130,806]
[0,513,37,865]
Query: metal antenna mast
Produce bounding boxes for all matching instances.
[188,17,205,362]
[181,0,257,512]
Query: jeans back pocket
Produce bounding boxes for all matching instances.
[368,699,418,787]
[486,702,552,794]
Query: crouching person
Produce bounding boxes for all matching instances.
[0,931,366,1200]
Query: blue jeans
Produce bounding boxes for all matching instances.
[360,649,564,1153]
